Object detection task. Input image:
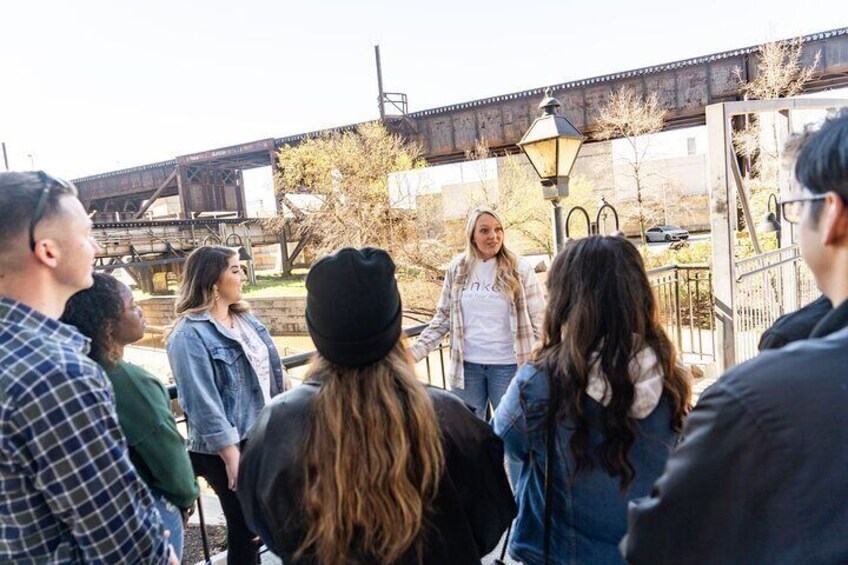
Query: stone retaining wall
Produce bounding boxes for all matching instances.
[138,296,308,336]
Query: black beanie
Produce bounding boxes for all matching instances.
[305,247,402,367]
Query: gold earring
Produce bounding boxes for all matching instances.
[214,287,220,304]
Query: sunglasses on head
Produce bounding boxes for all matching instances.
[29,171,74,253]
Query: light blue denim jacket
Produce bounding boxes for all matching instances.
[493,364,679,565]
[166,312,285,454]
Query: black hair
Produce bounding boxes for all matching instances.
[794,110,848,226]
[0,171,78,247]
[61,273,126,367]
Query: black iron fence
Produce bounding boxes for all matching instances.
[647,265,715,361]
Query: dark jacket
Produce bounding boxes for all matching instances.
[494,364,680,565]
[237,380,516,564]
[758,294,832,350]
[622,301,848,564]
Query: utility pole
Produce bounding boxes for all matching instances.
[1,143,8,171]
[375,45,385,120]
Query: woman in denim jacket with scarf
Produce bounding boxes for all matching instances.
[167,245,289,564]
[493,236,691,565]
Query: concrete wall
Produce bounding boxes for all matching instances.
[138,296,307,335]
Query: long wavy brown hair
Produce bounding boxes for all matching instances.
[174,245,250,317]
[534,236,691,491]
[297,340,445,564]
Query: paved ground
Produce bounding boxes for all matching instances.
[205,532,517,564]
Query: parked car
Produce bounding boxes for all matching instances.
[646,225,690,242]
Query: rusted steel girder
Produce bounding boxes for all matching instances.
[73,27,848,200]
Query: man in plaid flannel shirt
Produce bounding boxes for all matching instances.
[0,172,175,564]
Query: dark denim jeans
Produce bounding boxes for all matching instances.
[190,450,260,564]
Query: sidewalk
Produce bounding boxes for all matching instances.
[196,533,517,565]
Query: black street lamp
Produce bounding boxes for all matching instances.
[757,193,782,241]
[595,196,620,235]
[518,89,585,252]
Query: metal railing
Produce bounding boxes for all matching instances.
[734,246,818,363]
[647,264,715,361]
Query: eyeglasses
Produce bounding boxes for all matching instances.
[29,171,74,253]
[779,193,830,225]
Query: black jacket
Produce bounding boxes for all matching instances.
[237,380,516,564]
[758,294,832,350]
[621,301,848,564]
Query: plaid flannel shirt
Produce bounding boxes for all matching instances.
[0,297,170,564]
[411,255,545,389]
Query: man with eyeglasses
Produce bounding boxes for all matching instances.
[0,172,177,563]
[758,129,835,351]
[622,110,848,563]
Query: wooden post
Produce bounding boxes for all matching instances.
[706,102,737,373]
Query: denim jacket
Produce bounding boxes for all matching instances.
[166,312,285,454]
[493,364,679,565]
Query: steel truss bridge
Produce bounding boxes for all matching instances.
[75,27,848,280]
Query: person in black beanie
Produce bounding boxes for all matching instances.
[238,247,516,564]
[304,246,403,366]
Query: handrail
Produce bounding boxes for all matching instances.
[736,254,802,282]
[646,264,711,275]
[735,245,798,267]
[167,323,432,400]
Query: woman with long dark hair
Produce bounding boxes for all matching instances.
[167,245,289,564]
[61,273,199,562]
[237,247,516,564]
[493,235,691,564]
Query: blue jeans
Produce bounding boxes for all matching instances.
[153,494,184,563]
[455,361,521,487]
[454,362,517,420]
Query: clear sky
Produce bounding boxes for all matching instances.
[1,0,846,179]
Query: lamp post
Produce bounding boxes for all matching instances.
[757,193,782,242]
[594,196,620,235]
[518,89,585,252]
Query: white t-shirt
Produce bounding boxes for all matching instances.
[225,314,273,406]
[460,259,517,364]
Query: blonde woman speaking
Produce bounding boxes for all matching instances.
[412,206,545,421]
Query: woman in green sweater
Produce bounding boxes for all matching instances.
[62,273,199,562]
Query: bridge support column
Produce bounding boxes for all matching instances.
[177,165,192,220]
